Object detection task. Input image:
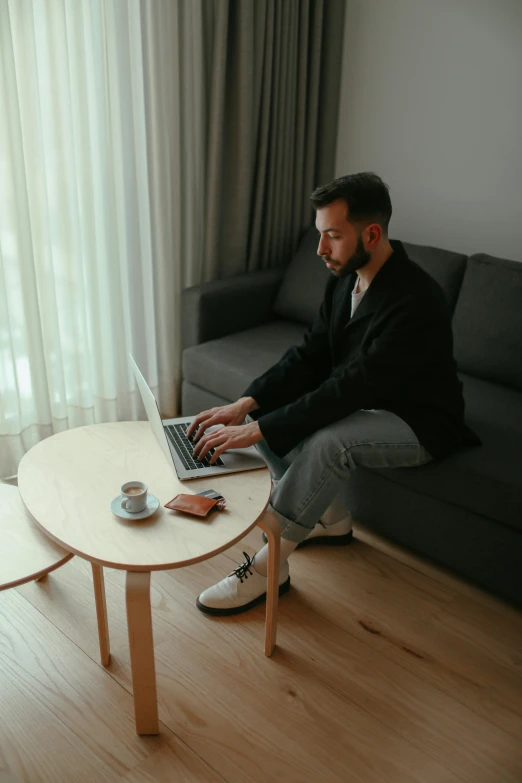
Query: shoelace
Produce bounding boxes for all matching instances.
[229,552,255,583]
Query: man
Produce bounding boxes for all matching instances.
[187,172,480,616]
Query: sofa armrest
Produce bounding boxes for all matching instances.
[181,267,285,349]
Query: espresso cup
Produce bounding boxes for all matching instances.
[120,481,148,513]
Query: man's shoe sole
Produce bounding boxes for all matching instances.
[261,529,354,548]
[196,576,291,617]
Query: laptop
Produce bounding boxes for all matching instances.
[129,354,267,480]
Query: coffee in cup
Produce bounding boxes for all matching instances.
[125,486,144,496]
[121,481,148,513]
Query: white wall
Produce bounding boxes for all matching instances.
[335,0,522,261]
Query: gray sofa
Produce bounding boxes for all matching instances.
[182,226,522,606]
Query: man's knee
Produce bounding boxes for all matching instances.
[303,425,346,462]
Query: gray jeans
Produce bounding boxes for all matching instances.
[250,410,433,543]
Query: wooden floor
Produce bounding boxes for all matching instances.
[1,519,522,783]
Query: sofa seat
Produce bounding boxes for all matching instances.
[182,320,307,403]
[372,374,522,532]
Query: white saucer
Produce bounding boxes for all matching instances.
[110,493,160,520]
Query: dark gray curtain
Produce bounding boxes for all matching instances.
[200,0,346,280]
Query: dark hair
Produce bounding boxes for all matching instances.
[310,172,392,233]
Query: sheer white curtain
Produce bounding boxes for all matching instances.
[0,0,202,478]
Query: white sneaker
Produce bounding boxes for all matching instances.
[196,552,290,616]
[263,516,353,548]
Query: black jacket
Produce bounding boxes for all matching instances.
[244,240,481,460]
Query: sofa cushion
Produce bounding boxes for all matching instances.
[452,254,522,391]
[182,320,307,402]
[372,373,522,532]
[273,225,330,325]
[401,242,466,315]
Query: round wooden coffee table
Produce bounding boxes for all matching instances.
[18,422,279,734]
[1,483,73,591]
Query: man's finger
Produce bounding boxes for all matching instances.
[194,434,224,460]
[193,436,210,457]
[209,444,228,464]
[192,416,216,443]
[187,411,214,438]
[194,423,231,453]
[187,415,205,439]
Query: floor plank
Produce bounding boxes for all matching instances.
[238,591,522,783]
[0,590,171,783]
[16,557,174,673]
[119,740,226,783]
[111,612,464,783]
[429,591,522,669]
[218,533,522,741]
[353,520,522,618]
[109,562,522,783]
[2,517,521,783]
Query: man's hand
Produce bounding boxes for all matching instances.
[192,421,264,464]
[187,397,258,443]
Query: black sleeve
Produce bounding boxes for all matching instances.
[242,296,333,414]
[257,296,446,456]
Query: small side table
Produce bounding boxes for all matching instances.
[0,483,73,592]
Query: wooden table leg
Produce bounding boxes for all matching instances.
[92,563,110,666]
[257,512,281,657]
[126,571,159,735]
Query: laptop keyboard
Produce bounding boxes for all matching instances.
[165,423,225,471]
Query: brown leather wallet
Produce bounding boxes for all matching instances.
[164,493,220,517]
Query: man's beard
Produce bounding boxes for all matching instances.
[327,236,371,278]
